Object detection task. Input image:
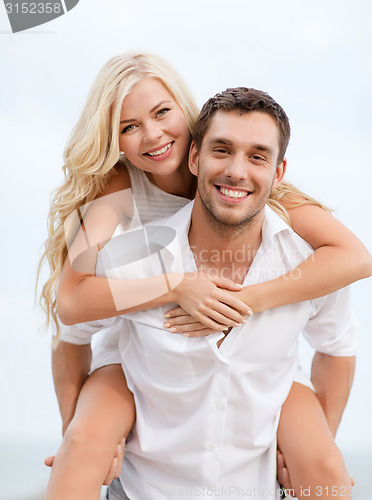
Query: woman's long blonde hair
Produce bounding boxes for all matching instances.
[268,181,331,225]
[37,51,200,340]
[38,50,330,341]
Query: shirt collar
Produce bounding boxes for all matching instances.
[157,201,292,260]
[261,204,292,245]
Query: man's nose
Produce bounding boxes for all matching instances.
[224,154,248,180]
[143,121,162,143]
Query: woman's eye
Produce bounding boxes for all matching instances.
[156,108,170,118]
[121,124,136,134]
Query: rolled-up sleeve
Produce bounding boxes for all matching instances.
[59,319,105,345]
[303,287,358,356]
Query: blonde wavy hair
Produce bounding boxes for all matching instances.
[268,181,331,225]
[37,50,330,342]
[37,51,200,340]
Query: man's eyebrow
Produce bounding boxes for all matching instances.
[120,100,172,124]
[208,137,233,146]
[251,144,274,155]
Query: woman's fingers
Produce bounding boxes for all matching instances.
[165,317,222,337]
[215,289,253,317]
[164,306,187,319]
[164,314,199,327]
[210,275,244,291]
[207,298,251,324]
[184,327,222,338]
[165,314,226,332]
[44,455,55,467]
[165,302,250,329]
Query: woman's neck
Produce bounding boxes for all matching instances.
[146,154,196,200]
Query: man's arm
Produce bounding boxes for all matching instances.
[52,341,92,435]
[311,352,355,437]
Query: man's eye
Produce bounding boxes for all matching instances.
[251,155,265,161]
[156,108,170,117]
[121,124,136,134]
[214,148,229,154]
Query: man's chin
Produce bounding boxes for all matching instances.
[211,213,256,229]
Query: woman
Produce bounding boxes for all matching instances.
[39,51,371,499]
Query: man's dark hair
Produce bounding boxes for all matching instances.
[193,87,291,163]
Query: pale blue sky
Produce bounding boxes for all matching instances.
[0,0,371,497]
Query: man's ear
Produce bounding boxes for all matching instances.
[188,141,199,176]
[272,157,287,189]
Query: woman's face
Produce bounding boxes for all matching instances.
[118,78,191,176]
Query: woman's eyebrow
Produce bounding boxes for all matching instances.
[120,100,172,124]
[149,100,172,114]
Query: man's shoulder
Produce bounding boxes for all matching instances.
[263,206,314,264]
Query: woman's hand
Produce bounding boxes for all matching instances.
[164,306,225,337]
[167,273,253,332]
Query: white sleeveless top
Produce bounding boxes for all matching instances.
[91,160,191,370]
[124,159,191,227]
[95,159,191,274]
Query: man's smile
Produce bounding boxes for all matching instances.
[215,185,251,203]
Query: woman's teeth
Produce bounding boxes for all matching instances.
[147,142,172,157]
[219,186,248,198]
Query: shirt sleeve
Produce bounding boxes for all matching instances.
[59,319,106,345]
[303,286,358,356]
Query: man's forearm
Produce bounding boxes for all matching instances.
[311,352,355,437]
[52,340,92,435]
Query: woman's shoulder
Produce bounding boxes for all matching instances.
[97,159,131,199]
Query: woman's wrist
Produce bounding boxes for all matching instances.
[238,282,268,314]
[164,272,184,304]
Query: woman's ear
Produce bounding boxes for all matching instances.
[272,157,287,189]
[188,141,199,176]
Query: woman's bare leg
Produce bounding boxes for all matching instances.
[45,364,135,500]
[278,382,352,499]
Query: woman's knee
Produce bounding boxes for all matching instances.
[63,418,116,459]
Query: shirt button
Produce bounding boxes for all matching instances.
[214,399,225,409]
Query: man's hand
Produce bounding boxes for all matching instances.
[44,437,126,485]
[276,449,294,494]
[276,448,355,495]
[103,438,126,485]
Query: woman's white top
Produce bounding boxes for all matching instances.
[59,159,190,353]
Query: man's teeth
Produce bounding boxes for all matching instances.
[219,187,248,198]
[147,143,172,157]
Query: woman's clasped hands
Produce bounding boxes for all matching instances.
[164,272,253,337]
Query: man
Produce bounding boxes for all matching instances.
[54,88,357,499]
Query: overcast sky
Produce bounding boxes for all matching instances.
[0,0,371,496]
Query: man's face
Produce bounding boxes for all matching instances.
[189,110,286,228]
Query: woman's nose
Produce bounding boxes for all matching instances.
[143,121,162,143]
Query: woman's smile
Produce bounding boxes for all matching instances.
[143,141,174,160]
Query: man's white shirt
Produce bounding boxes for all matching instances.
[60,201,357,499]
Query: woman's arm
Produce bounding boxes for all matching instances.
[236,203,372,313]
[57,168,250,327]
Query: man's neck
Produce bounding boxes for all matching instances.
[188,199,264,284]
